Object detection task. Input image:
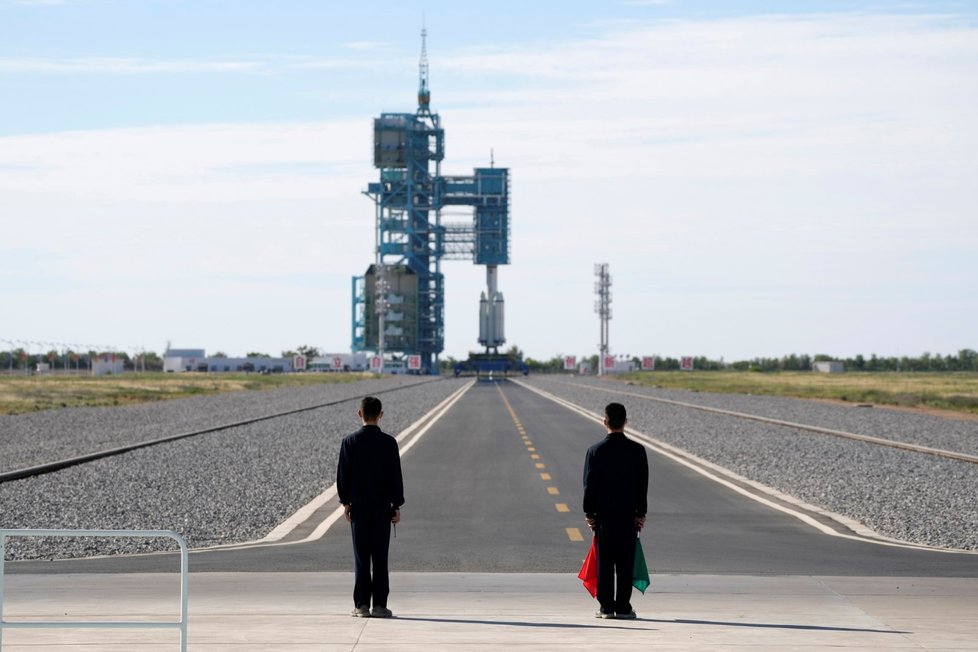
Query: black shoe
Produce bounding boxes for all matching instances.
[351,606,370,618]
[616,610,637,619]
[371,606,393,618]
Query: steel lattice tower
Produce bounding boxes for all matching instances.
[594,263,612,376]
[351,30,511,374]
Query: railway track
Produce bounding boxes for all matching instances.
[537,378,978,466]
[0,378,446,484]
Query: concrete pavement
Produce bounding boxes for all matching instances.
[3,572,977,650]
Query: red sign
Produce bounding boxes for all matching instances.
[642,356,655,370]
[681,356,694,371]
[603,356,615,370]
[370,356,382,370]
[407,355,422,370]
[331,356,343,370]
[563,355,576,371]
[293,355,306,371]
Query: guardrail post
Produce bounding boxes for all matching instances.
[0,529,188,651]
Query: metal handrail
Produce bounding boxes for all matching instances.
[0,529,188,651]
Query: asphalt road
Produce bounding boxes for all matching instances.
[10,379,978,576]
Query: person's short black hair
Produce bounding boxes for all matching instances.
[361,396,383,421]
[605,402,627,430]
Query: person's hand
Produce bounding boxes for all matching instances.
[585,516,596,532]
[343,504,352,523]
[635,515,646,531]
[391,509,401,525]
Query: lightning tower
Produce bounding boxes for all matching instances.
[594,263,611,376]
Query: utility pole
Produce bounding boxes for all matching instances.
[594,263,611,376]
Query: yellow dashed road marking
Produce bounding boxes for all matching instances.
[498,385,579,540]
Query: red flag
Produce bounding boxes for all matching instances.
[578,536,598,598]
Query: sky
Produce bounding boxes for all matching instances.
[2,0,976,363]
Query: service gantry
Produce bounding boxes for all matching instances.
[351,29,511,374]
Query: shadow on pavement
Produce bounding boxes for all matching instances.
[645,618,907,634]
[393,616,656,631]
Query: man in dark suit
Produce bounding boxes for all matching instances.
[583,402,649,619]
[337,396,404,618]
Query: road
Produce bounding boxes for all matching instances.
[10,379,978,576]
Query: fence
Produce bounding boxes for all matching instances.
[0,529,188,651]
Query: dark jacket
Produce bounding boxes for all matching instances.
[583,432,648,519]
[337,425,404,516]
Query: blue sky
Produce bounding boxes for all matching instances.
[2,0,977,361]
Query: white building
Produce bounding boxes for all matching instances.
[92,354,125,377]
[814,361,845,373]
[162,349,206,373]
[163,348,293,373]
[309,353,369,372]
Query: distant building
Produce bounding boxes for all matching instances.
[92,354,125,377]
[814,361,844,373]
[309,353,369,372]
[163,348,292,373]
[601,356,636,374]
[163,349,207,373]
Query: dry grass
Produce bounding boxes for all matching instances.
[615,371,978,416]
[0,372,371,415]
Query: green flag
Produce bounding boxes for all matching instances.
[632,536,651,594]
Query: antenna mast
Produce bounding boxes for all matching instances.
[418,25,431,114]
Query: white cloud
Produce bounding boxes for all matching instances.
[0,57,265,74]
[3,11,977,359]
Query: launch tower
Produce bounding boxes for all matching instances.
[351,29,511,374]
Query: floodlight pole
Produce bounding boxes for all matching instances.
[594,263,612,376]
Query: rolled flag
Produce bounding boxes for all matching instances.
[632,535,651,594]
[578,536,598,598]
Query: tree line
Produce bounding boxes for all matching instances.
[0,344,326,373]
[0,348,165,372]
[6,345,977,374]
[501,348,978,374]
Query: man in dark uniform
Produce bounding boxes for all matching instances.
[583,402,649,619]
[337,396,404,618]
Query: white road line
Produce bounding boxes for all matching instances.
[554,378,978,465]
[201,379,476,553]
[512,378,978,556]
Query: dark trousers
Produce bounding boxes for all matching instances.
[351,511,392,608]
[595,518,637,614]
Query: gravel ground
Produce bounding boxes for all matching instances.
[5,374,976,560]
[0,375,434,474]
[523,376,978,551]
[1,377,466,560]
[552,376,978,456]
